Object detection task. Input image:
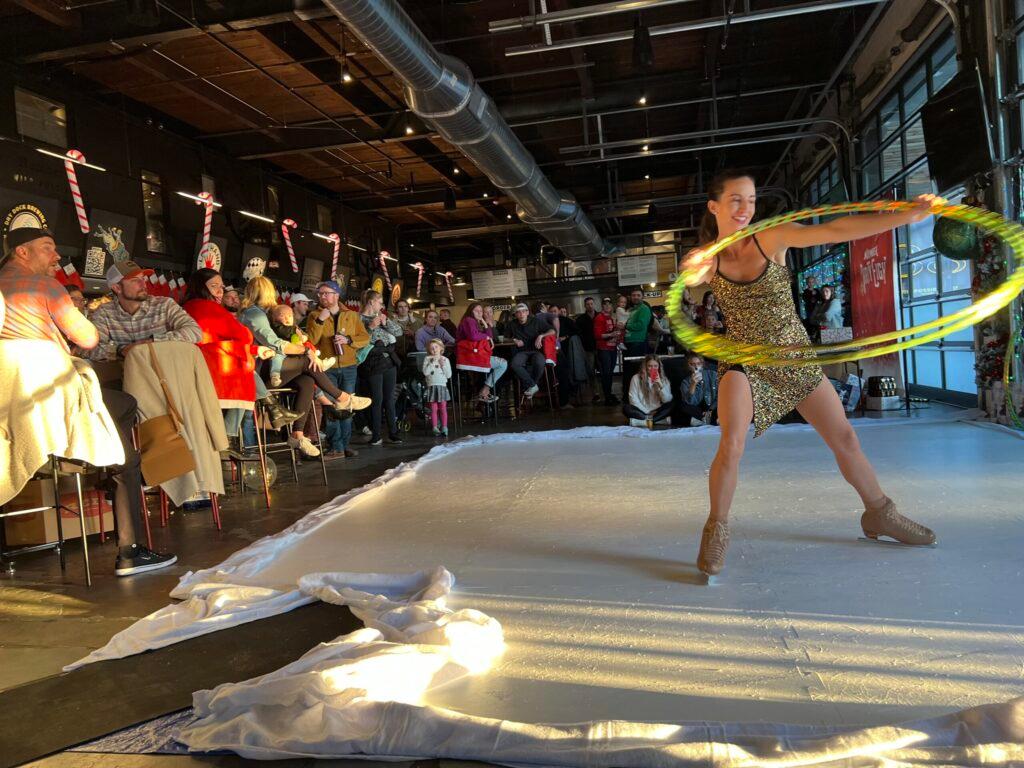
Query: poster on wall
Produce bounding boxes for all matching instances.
[84,209,137,277]
[616,255,658,286]
[0,190,60,249]
[850,231,897,363]
[195,234,228,272]
[301,257,324,295]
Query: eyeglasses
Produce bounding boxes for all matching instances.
[317,290,337,296]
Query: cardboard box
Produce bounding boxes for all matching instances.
[3,487,114,546]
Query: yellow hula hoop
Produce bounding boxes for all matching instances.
[666,201,1024,367]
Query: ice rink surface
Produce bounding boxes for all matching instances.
[246,418,1024,728]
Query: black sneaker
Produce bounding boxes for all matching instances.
[386,434,404,444]
[115,546,178,577]
[369,437,383,446]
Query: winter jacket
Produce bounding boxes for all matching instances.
[306,307,369,367]
[183,298,256,409]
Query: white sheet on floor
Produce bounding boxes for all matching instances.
[65,423,1024,766]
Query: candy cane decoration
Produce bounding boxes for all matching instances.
[378,250,393,291]
[442,271,454,303]
[64,150,90,234]
[411,262,425,297]
[281,219,298,272]
[327,233,341,280]
[196,191,215,266]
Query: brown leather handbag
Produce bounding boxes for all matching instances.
[137,343,196,486]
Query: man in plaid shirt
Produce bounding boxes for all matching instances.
[84,261,201,360]
[0,228,177,577]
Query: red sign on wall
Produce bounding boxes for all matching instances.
[850,231,897,362]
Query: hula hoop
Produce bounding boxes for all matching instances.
[667,201,1024,368]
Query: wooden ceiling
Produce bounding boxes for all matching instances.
[1,0,879,254]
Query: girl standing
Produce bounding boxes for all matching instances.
[422,338,452,437]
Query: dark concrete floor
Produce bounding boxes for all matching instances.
[3,395,957,768]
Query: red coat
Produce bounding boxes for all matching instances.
[183,298,257,409]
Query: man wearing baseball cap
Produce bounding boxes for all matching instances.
[221,285,241,314]
[0,228,176,576]
[508,301,556,398]
[85,259,201,361]
[289,292,312,325]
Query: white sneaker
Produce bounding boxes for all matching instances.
[689,417,703,428]
[524,385,539,398]
[269,373,282,388]
[361,426,372,436]
[288,435,321,457]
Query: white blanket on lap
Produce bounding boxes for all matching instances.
[0,339,124,506]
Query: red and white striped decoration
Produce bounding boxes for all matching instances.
[281,219,299,272]
[196,191,215,266]
[64,149,90,234]
[378,251,393,291]
[411,261,425,297]
[442,271,454,303]
[327,233,341,280]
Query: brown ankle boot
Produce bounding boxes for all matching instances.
[697,519,730,575]
[861,497,935,546]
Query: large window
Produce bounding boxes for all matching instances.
[14,88,67,147]
[857,31,974,400]
[141,170,167,254]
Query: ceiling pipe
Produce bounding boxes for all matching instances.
[321,0,619,259]
[505,0,888,57]
[490,0,701,33]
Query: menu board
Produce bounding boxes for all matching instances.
[471,268,529,299]
[616,255,658,286]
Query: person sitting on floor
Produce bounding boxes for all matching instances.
[84,261,202,361]
[508,302,555,399]
[421,338,452,438]
[415,309,455,352]
[624,354,674,430]
[268,303,335,386]
[0,227,176,576]
[678,352,716,427]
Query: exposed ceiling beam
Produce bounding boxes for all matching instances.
[10,0,80,28]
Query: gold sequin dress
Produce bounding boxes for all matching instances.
[709,235,823,437]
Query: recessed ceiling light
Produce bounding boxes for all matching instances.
[405,125,414,135]
[644,174,650,180]
[453,167,460,174]
[506,214,512,220]
[482,192,489,198]
[642,143,649,152]
[638,95,647,105]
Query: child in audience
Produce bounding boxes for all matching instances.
[269,303,335,386]
[421,338,452,437]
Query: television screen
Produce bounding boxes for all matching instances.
[920,70,993,193]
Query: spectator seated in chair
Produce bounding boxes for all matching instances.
[0,227,176,577]
[415,309,455,352]
[240,276,371,458]
[269,303,336,385]
[84,260,203,362]
[508,302,556,399]
[456,301,506,403]
[624,354,674,430]
[438,307,458,340]
[182,268,300,459]
[678,352,716,427]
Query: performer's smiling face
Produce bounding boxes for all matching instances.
[708,175,756,238]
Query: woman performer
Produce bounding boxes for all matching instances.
[686,171,938,577]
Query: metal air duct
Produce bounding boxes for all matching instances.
[321,0,618,259]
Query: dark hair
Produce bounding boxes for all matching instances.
[460,301,484,326]
[698,169,756,245]
[65,284,83,295]
[183,268,221,303]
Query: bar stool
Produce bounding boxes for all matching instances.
[515,363,558,415]
[0,456,92,586]
[259,387,328,486]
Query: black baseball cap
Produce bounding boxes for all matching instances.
[5,227,55,254]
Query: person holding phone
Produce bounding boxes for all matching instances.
[623,354,673,430]
[678,353,716,427]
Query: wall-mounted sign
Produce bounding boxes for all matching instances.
[471,268,529,299]
[83,209,137,277]
[643,290,663,299]
[3,203,47,235]
[196,234,228,272]
[301,257,324,295]
[617,255,658,286]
